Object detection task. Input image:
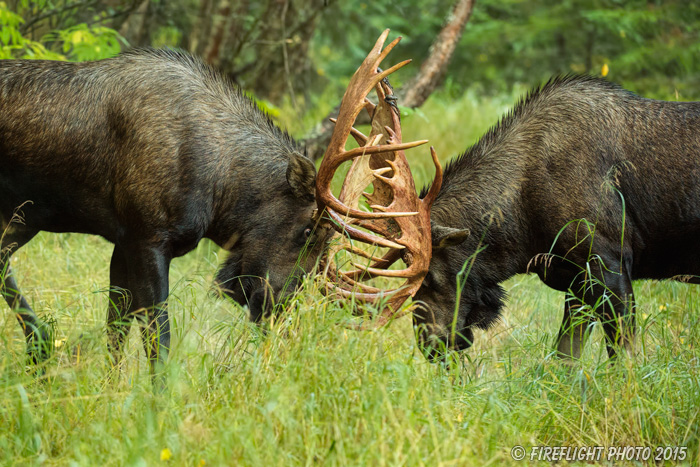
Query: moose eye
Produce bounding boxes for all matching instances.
[304,228,312,239]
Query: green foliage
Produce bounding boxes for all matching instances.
[1,231,699,465]
[0,1,63,59]
[453,0,700,98]
[313,1,451,92]
[53,24,125,61]
[313,0,700,101]
[0,1,125,61]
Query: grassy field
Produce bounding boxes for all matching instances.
[1,90,699,466]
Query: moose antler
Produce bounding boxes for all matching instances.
[316,29,443,328]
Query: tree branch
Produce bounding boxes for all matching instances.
[304,0,476,160]
[19,0,99,34]
[402,0,475,108]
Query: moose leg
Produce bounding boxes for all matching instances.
[577,259,635,360]
[0,225,51,362]
[106,246,134,366]
[124,244,172,378]
[599,272,635,359]
[555,295,595,360]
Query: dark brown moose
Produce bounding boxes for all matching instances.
[0,49,327,373]
[412,75,700,361]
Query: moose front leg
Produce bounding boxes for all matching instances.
[555,295,595,360]
[576,259,636,360]
[106,246,134,367]
[0,224,52,363]
[599,273,636,360]
[124,244,172,379]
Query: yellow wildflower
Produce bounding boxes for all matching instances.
[160,448,172,461]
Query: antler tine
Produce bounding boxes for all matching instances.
[421,146,443,207]
[366,29,393,64]
[324,265,385,295]
[376,60,412,83]
[337,273,384,294]
[341,266,406,282]
[341,265,413,282]
[342,139,427,159]
[340,248,402,278]
[328,284,411,308]
[343,244,386,262]
[330,117,370,147]
[350,263,417,278]
[318,30,441,330]
[375,30,401,62]
[328,210,405,249]
[330,287,394,303]
[361,29,406,86]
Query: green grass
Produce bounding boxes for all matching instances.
[1,91,699,466]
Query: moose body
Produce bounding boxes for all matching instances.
[0,49,323,370]
[414,75,700,359]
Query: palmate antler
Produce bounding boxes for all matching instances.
[316,30,443,328]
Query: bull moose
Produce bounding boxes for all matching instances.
[0,49,328,373]
[411,75,700,360]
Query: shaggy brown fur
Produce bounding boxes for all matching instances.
[416,75,700,360]
[0,49,326,372]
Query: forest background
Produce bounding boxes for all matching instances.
[3,0,699,131]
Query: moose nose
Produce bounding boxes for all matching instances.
[248,288,273,322]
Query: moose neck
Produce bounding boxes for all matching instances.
[206,127,304,249]
[430,118,545,283]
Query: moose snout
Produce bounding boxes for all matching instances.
[244,273,306,323]
[412,302,474,359]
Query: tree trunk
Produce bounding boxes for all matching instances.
[187,0,328,102]
[402,0,475,108]
[117,0,152,47]
[204,0,232,66]
[189,0,215,56]
[242,0,327,102]
[304,0,476,161]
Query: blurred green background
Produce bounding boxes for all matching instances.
[2,0,699,122]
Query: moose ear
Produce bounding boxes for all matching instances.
[431,224,470,250]
[286,152,317,200]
